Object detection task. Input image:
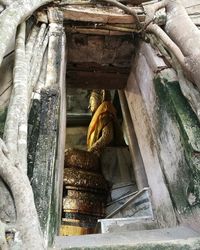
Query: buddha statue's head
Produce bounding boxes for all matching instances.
[88,90,111,113]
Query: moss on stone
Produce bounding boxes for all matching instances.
[154,77,177,135]
[29,87,60,247]
[154,75,200,206]
[166,82,200,152]
[27,99,41,180]
[155,77,200,153]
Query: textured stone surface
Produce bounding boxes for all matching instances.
[101,147,135,186]
[54,226,200,249]
[154,75,200,211]
[29,87,60,246]
[125,42,200,229]
[125,43,177,228]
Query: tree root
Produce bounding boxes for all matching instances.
[101,0,142,29]
[28,23,49,108]
[0,0,15,7]
[0,220,8,250]
[143,0,168,26]
[0,221,22,250]
[0,4,4,13]
[143,0,185,69]
[146,23,185,68]
[0,0,52,66]
[3,23,27,171]
[0,21,47,250]
[0,139,45,250]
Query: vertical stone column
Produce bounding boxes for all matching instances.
[28,8,66,247]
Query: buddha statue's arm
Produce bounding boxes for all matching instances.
[88,122,113,156]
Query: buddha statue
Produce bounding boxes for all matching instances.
[87,89,116,156]
[61,90,124,236]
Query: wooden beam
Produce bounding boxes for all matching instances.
[62,5,144,24]
[67,34,134,68]
[65,27,131,35]
[60,0,150,6]
[67,69,128,89]
[67,62,130,74]
[62,1,200,30]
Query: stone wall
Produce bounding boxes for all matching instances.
[125,42,200,230]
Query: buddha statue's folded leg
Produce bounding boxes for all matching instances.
[64,147,100,171]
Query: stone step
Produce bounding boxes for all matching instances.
[54,226,200,249]
[99,188,154,233]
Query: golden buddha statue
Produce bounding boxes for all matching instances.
[61,90,123,236]
[87,89,125,155]
[87,89,116,156]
